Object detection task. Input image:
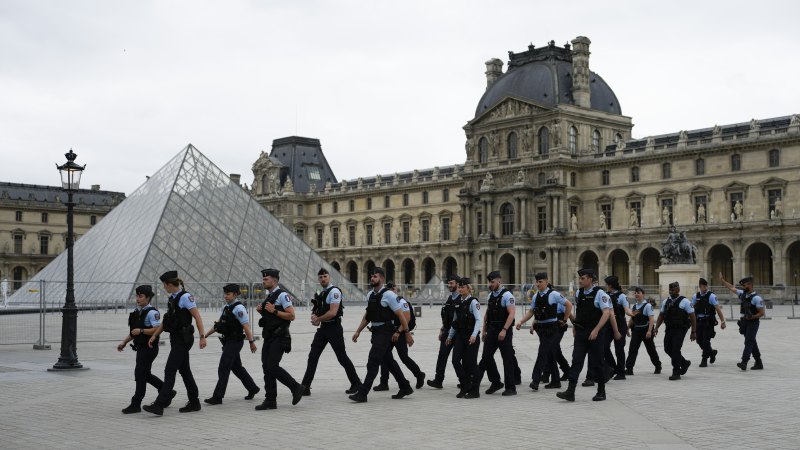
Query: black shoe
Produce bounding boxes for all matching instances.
[613,374,626,380]
[592,384,606,401]
[544,381,561,389]
[560,372,569,381]
[142,403,163,416]
[751,360,764,370]
[255,399,277,410]
[541,374,550,384]
[625,368,634,376]
[654,366,662,374]
[710,349,717,364]
[463,390,480,399]
[163,390,177,408]
[292,384,305,405]
[348,393,368,403]
[456,388,467,398]
[529,381,539,391]
[203,397,222,405]
[501,389,517,396]
[302,385,311,397]
[245,387,260,400]
[515,378,522,386]
[581,379,595,387]
[178,400,201,413]
[699,358,708,368]
[373,383,390,392]
[121,404,141,414]
[681,360,691,375]
[669,373,681,380]
[345,384,361,394]
[556,382,576,402]
[737,361,747,371]
[427,379,443,389]
[391,385,413,399]
[416,372,426,389]
[485,382,504,395]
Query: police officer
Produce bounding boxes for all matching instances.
[516,272,572,391]
[301,268,361,396]
[202,284,260,405]
[603,276,629,380]
[654,281,697,380]
[556,268,612,402]
[468,270,518,397]
[143,271,208,416]
[374,282,426,391]
[446,277,482,398]
[349,268,414,402]
[254,269,305,410]
[624,287,662,375]
[719,274,765,371]
[118,285,173,414]
[692,278,727,367]
[427,274,462,389]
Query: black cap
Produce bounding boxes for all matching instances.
[633,286,645,294]
[669,281,680,289]
[739,276,753,285]
[261,268,280,278]
[604,275,618,285]
[487,270,501,281]
[577,268,595,278]
[458,277,472,286]
[446,274,461,283]
[371,267,386,277]
[699,278,708,286]
[223,284,240,294]
[317,268,329,276]
[385,281,395,290]
[135,285,154,298]
[159,271,178,282]
[534,272,548,281]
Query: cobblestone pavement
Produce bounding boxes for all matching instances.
[1,306,799,449]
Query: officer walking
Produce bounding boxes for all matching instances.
[556,268,612,402]
[691,278,727,367]
[373,282,426,392]
[117,285,172,414]
[143,271,208,416]
[603,276,629,380]
[301,268,361,396]
[446,277,482,398]
[468,271,518,398]
[254,269,305,410]
[427,275,462,389]
[654,282,697,380]
[202,284,260,405]
[719,274,765,371]
[349,268,414,402]
[624,287,661,375]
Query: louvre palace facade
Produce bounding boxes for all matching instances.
[251,37,800,299]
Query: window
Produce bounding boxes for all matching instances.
[275,204,282,215]
[570,172,576,187]
[422,191,429,204]
[316,228,323,248]
[601,204,612,230]
[333,202,338,213]
[297,204,304,216]
[501,203,514,236]
[442,188,449,202]
[630,202,641,227]
[601,170,610,186]
[295,228,305,241]
[366,224,373,245]
[730,192,743,216]
[332,227,339,247]
[538,172,546,186]
[317,203,322,215]
[769,149,780,168]
[384,195,390,208]
[15,211,22,222]
[306,165,321,181]
[731,154,741,171]
[367,198,372,210]
[348,225,356,246]
[569,126,577,155]
[402,221,410,243]
[41,212,48,223]
[348,200,354,212]
[479,137,488,163]
[384,222,391,244]
[421,219,430,242]
[13,267,24,290]
[476,211,483,236]
[13,234,23,253]
[507,132,518,159]
[661,199,674,226]
[662,163,671,179]
[592,129,601,153]
[403,193,409,206]
[538,127,549,155]
[768,189,782,215]
[695,158,705,176]
[694,196,707,223]
[537,206,547,233]
[40,235,49,255]
[441,217,450,241]
[628,166,639,182]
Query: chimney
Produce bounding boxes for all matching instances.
[91,184,100,191]
[570,36,592,108]
[229,173,241,186]
[485,58,504,88]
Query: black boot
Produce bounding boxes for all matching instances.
[485,382,504,395]
[427,379,443,389]
[710,349,717,364]
[345,383,361,394]
[121,403,141,414]
[372,382,390,392]
[292,384,306,405]
[680,360,691,375]
[592,383,606,401]
[737,361,747,371]
[751,359,764,370]
[560,369,570,381]
[669,372,681,380]
[348,393,368,403]
[625,368,634,376]
[529,381,539,391]
[245,387,260,400]
[301,385,311,396]
[544,381,562,389]
[178,400,201,413]
[556,381,576,402]
[391,383,413,399]
[203,396,222,405]
[142,402,163,416]
[416,372,426,389]
[255,398,277,410]
[581,379,595,387]
[541,373,550,384]
[699,358,708,368]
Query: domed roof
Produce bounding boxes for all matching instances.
[475,42,621,118]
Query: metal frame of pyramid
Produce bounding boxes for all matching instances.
[9,145,363,306]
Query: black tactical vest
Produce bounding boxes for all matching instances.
[365,287,396,323]
[487,288,513,327]
[217,301,245,341]
[128,305,158,347]
[162,290,193,333]
[694,291,716,317]
[575,286,603,329]
[260,288,290,336]
[609,291,627,330]
[739,291,759,318]
[533,288,558,322]
[440,293,460,330]
[663,296,690,328]
[312,286,344,320]
[453,296,477,333]
[632,302,649,327]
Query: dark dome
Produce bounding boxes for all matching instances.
[475,45,621,118]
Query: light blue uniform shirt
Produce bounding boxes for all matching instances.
[690,291,718,317]
[489,287,516,307]
[528,289,567,323]
[137,306,161,327]
[222,302,249,325]
[580,287,612,310]
[448,296,482,338]
[367,287,403,327]
[631,301,654,327]
[172,291,197,310]
[736,289,765,317]
[267,289,293,310]
[399,298,411,313]
[611,291,630,309]
[661,296,694,314]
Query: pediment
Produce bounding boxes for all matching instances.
[471,96,551,125]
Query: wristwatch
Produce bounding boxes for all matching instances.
[248,339,255,343]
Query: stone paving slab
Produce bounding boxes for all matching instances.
[0,307,799,449]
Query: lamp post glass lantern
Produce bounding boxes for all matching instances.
[52,149,86,370]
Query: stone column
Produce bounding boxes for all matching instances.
[520,249,528,285]
[552,248,560,286]
[482,201,489,237]
[521,198,528,233]
[515,197,522,232]
[772,249,783,286]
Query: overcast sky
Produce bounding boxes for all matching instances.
[2,0,798,195]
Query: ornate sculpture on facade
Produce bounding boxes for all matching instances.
[489,131,499,158]
[465,137,475,160]
[552,120,561,146]
[661,206,670,226]
[480,172,495,191]
[678,130,688,142]
[515,169,526,185]
[734,200,743,221]
[570,213,578,231]
[661,227,697,264]
[712,124,722,136]
[791,114,800,126]
[697,204,706,224]
[283,177,294,193]
[629,208,638,228]
[750,118,760,131]
[646,136,655,148]
[522,126,532,153]
[774,198,783,218]
[599,212,607,231]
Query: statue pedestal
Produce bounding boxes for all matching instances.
[656,264,702,299]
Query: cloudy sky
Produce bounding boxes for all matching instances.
[1,0,798,195]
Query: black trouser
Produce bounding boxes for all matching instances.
[551,327,570,373]
[132,343,163,405]
[380,332,423,384]
[155,338,198,406]
[740,319,761,363]
[433,331,456,383]
[695,317,715,359]
[626,326,661,370]
[568,326,605,384]
[474,325,516,390]
[451,332,480,390]
[302,321,361,388]
[663,326,689,374]
[531,324,559,383]
[261,336,299,401]
[357,325,410,396]
[603,323,627,376]
[213,339,258,399]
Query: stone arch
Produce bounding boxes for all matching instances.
[383,259,396,284]
[639,247,661,287]
[331,261,341,272]
[707,244,733,284]
[12,266,27,291]
[422,257,436,284]
[608,249,630,286]
[364,260,376,286]
[402,258,415,286]
[346,261,358,285]
[786,240,800,291]
[745,242,773,285]
[578,250,599,278]
[498,253,516,285]
[443,256,458,279]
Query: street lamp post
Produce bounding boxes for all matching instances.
[51,149,86,370]
[790,272,799,319]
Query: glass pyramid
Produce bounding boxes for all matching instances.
[9,145,362,305]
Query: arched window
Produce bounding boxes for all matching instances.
[614,133,622,144]
[592,129,601,153]
[538,127,549,155]
[601,170,610,186]
[695,158,705,175]
[261,175,269,194]
[568,126,577,155]
[479,137,488,163]
[631,166,640,182]
[507,132,518,159]
[662,162,671,179]
[501,203,515,236]
[768,148,780,167]
[570,172,577,187]
[538,172,546,186]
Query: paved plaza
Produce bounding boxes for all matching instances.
[1,306,799,449]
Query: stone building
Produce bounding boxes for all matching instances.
[252,37,800,299]
[0,182,125,292]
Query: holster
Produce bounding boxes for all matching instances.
[737,319,745,335]
[180,325,195,345]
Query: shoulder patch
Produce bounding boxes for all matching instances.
[286,294,294,302]
[333,292,340,299]
[475,303,480,310]
[187,295,196,303]
[601,296,609,303]
[237,310,244,318]
[508,298,515,305]
[154,312,161,320]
